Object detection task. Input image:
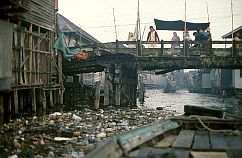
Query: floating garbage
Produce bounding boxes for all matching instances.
[0,107,175,157]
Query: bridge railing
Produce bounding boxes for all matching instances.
[101,40,242,57]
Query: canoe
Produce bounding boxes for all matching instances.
[86,106,242,158]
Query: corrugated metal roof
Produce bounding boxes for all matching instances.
[222,25,242,39]
[57,13,101,43]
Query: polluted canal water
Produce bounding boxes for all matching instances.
[1,89,242,158]
[138,89,242,116]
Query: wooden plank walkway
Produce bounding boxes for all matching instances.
[210,132,229,150]
[192,130,210,150]
[172,130,195,149]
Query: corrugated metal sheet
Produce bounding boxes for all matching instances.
[0,20,13,90]
[57,13,101,44]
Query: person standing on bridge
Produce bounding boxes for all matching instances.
[171,32,180,48]
[147,26,160,48]
[233,32,241,57]
[204,27,213,55]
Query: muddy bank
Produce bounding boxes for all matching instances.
[0,107,175,158]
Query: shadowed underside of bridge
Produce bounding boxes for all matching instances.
[63,53,242,75]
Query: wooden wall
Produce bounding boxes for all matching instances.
[22,0,56,30]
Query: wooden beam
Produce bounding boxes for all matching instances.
[20,55,29,68]
[104,69,109,106]
[94,81,101,110]
[58,53,64,105]
[37,27,40,83]
[49,90,53,107]
[13,90,18,116]
[0,95,4,123]
[21,30,27,84]
[28,24,33,83]
[32,88,36,116]
[19,91,23,115]
[42,90,46,116]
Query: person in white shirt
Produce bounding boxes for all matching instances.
[147,26,160,48]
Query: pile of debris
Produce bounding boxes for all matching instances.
[0,107,175,158]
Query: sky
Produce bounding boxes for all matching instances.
[58,0,242,43]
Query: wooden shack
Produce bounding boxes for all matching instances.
[0,0,63,123]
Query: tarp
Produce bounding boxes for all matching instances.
[154,19,210,31]
[53,32,80,61]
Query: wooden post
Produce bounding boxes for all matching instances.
[0,95,4,123]
[19,91,23,116]
[114,66,121,106]
[13,25,18,84]
[19,30,27,84]
[104,69,110,107]
[160,40,164,56]
[28,24,33,83]
[32,88,36,116]
[115,40,119,54]
[137,40,141,56]
[58,53,64,105]
[18,22,23,84]
[7,94,12,121]
[115,84,121,106]
[94,81,101,110]
[13,90,18,116]
[37,27,40,83]
[131,72,138,108]
[49,90,54,107]
[42,90,46,116]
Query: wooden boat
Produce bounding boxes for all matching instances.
[86,105,242,158]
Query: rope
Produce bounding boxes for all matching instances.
[189,115,240,135]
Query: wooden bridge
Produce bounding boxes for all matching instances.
[62,40,242,108]
[63,40,242,75]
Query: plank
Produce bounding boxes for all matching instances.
[13,90,18,115]
[226,135,242,150]
[32,88,36,116]
[210,132,228,150]
[184,105,223,117]
[85,138,123,158]
[172,130,195,149]
[28,24,33,83]
[134,148,189,158]
[154,135,176,148]
[192,130,210,150]
[118,121,180,153]
[226,136,242,158]
[190,151,228,158]
[171,149,190,158]
[137,148,152,158]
